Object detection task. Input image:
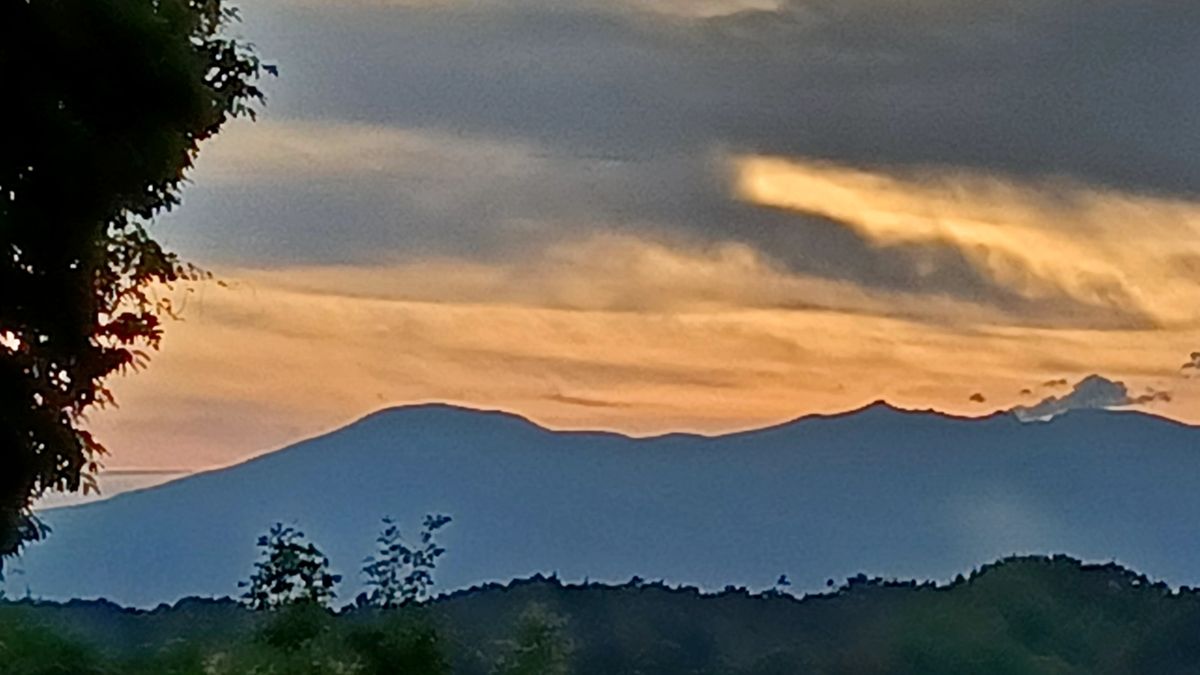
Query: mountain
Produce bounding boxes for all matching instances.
[8,402,1200,607]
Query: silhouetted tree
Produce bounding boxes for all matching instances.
[361,514,453,608]
[240,523,341,610]
[0,0,266,563]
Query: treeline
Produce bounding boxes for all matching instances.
[5,555,1200,673]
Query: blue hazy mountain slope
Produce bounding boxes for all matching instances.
[8,402,1200,607]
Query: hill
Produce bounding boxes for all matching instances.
[4,556,1200,674]
[8,402,1200,606]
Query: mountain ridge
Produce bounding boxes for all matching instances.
[56,399,1187,514]
[12,400,1200,607]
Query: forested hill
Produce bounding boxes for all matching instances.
[5,555,1200,674]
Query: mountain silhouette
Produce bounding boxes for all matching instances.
[8,402,1200,607]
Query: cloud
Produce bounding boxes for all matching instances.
[221,231,1088,326]
[191,120,547,186]
[1011,375,1172,421]
[262,0,782,18]
[734,155,1200,328]
[544,393,633,409]
[84,254,1200,471]
[1140,390,1174,405]
[172,119,741,265]
[173,118,1200,331]
[241,0,1200,192]
[158,0,1200,328]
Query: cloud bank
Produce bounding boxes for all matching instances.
[166,0,1200,330]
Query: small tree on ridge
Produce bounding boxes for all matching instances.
[361,514,453,609]
[240,523,341,610]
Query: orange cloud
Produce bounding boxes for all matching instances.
[734,155,1200,327]
[85,234,1200,475]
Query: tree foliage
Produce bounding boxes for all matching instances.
[348,617,450,675]
[493,604,574,675]
[361,514,453,609]
[0,0,265,562]
[239,524,341,611]
[11,555,1200,674]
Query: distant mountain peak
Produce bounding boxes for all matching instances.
[351,401,549,434]
[361,401,532,422]
[821,399,958,422]
[859,400,914,414]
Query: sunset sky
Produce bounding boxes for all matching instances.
[81,0,1200,492]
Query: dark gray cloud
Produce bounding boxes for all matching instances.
[1012,374,1172,421]
[243,0,1200,192]
[169,0,1199,324]
[699,1,1200,193]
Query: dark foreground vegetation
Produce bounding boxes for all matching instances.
[4,555,1200,674]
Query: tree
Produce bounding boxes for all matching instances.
[348,617,449,675]
[361,514,453,609]
[0,0,266,563]
[493,604,573,675]
[239,523,341,611]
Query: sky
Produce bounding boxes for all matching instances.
[78,0,1200,492]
